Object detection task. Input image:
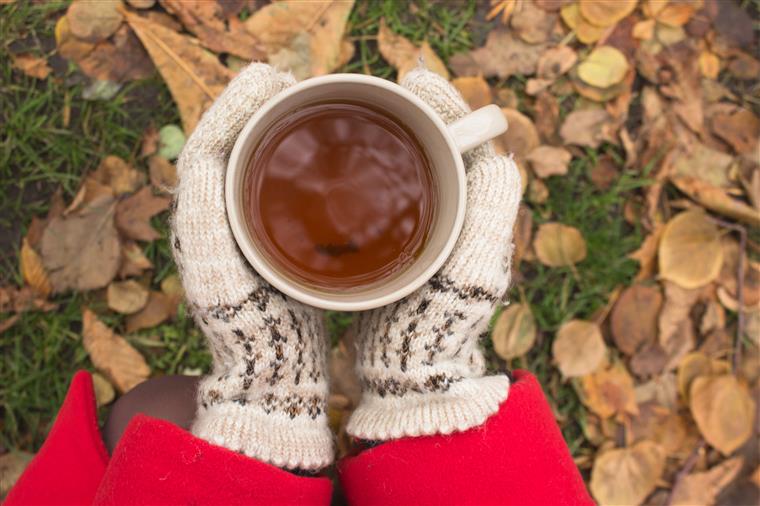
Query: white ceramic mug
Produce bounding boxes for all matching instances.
[226,74,507,311]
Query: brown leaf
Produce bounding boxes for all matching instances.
[527,178,550,204]
[491,303,537,360]
[0,314,21,334]
[140,124,159,157]
[579,362,639,420]
[91,372,116,406]
[610,284,662,356]
[553,320,606,378]
[0,451,35,497]
[161,0,265,60]
[148,155,177,193]
[670,456,745,506]
[533,91,560,142]
[107,279,149,314]
[711,108,760,155]
[630,402,690,455]
[65,177,114,214]
[244,0,355,80]
[589,154,619,190]
[512,204,533,269]
[526,145,571,178]
[510,0,557,44]
[92,155,144,195]
[677,351,730,402]
[160,273,184,317]
[659,209,724,289]
[629,225,663,281]
[40,196,121,293]
[727,52,760,81]
[712,0,755,48]
[536,45,578,80]
[579,0,638,27]
[559,108,614,148]
[590,440,665,506]
[119,241,153,278]
[496,108,540,159]
[577,46,629,88]
[666,142,733,189]
[690,374,756,455]
[533,222,587,267]
[125,291,172,332]
[127,0,154,7]
[115,187,171,242]
[82,307,150,393]
[630,342,668,379]
[66,0,124,43]
[451,76,492,111]
[450,29,546,79]
[20,238,52,298]
[11,53,52,79]
[377,18,448,83]
[659,281,701,371]
[125,11,233,133]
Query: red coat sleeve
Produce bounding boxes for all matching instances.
[338,370,594,506]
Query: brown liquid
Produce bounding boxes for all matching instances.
[244,101,437,290]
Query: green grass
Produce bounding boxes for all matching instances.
[1,0,648,468]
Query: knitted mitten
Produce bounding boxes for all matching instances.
[171,63,333,470]
[346,69,522,440]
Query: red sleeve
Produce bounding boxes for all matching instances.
[338,370,594,506]
[4,371,109,506]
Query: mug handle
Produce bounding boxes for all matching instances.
[447,104,508,153]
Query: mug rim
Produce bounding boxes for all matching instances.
[225,73,467,311]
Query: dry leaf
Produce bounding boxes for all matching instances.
[82,307,150,393]
[107,279,149,314]
[579,0,638,27]
[160,273,184,317]
[512,204,533,269]
[534,222,587,267]
[630,342,668,379]
[510,0,557,44]
[560,3,607,44]
[553,320,606,378]
[578,46,629,88]
[580,362,639,419]
[590,440,665,506]
[677,351,730,401]
[628,226,664,281]
[0,451,35,497]
[699,50,721,79]
[690,374,756,455]
[66,0,124,43]
[670,456,745,506]
[711,108,760,155]
[533,91,560,142]
[115,187,171,242]
[659,281,701,371]
[727,52,760,81]
[526,145,572,178]
[452,76,492,111]
[610,284,662,356]
[125,291,172,332]
[92,155,144,195]
[11,53,52,79]
[92,372,116,406]
[536,45,578,80]
[450,29,546,79]
[140,124,159,157]
[659,209,724,289]
[148,155,177,193]
[119,241,153,278]
[244,0,354,80]
[589,154,619,190]
[491,303,537,360]
[527,178,549,204]
[125,11,234,133]
[377,18,448,82]
[666,142,733,188]
[20,238,52,298]
[496,108,540,159]
[40,196,120,293]
[630,401,689,454]
[559,108,614,148]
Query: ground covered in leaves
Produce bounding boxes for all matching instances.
[1,0,759,504]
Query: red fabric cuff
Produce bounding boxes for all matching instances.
[338,370,594,506]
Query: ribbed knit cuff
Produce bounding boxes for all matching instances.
[346,375,510,440]
[192,402,334,470]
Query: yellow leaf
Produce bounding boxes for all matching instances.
[92,155,144,195]
[580,362,639,419]
[533,223,587,267]
[491,303,537,360]
[496,108,540,159]
[20,238,52,298]
[82,308,150,393]
[658,209,724,289]
[148,155,177,193]
[377,18,448,83]
[452,76,492,111]
[690,374,755,455]
[125,291,173,333]
[66,0,124,43]
[107,279,149,314]
[560,4,607,44]
[553,320,607,377]
[11,54,52,80]
[670,456,744,506]
[633,19,656,39]
[577,46,629,88]
[699,50,721,79]
[91,372,116,406]
[590,440,665,506]
[579,0,639,28]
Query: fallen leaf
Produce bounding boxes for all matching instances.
[244,0,355,80]
[527,178,549,204]
[690,374,756,455]
[450,29,546,79]
[65,176,114,214]
[589,154,619,190]
[659,281,701,371]
[491,303,537,360]
[727,52,760,81]
[630,342,668,379]
[125,291,172,332]
[590,440,665,506]
[670,456,745,506]
[560,3,607,44]
[580,362,639,420]
[534,222,587,267]
[125,11,234,133]
[160,273,184,317]
[158,124,186,160]
[712,0,754,48]
[633,18,656,39]
[536,45,578,80]
[559,108,614,148]
[40,196,120,293]
[20,238,52,298]
[659,209,724,289]
[533,91,560,142]
[653,0,699,27]
[700,298,725,336]
[512,204,533,269]
[126,0,154,7]
[578,46,629,88]
[66,0,124,43]
[92,155,144,195]
[496,108,540,159]
[666,142,733,188]
[711,108,760,155]
[82,307,150,393]
[677,351,730,401]
[452,76,492,111]
[0,314,20,334]
[699,50,721,79]
[92,372,116,406]
[148,155,177,193]
[630,402,689,454]
[115,187,171,242]
[107,279,149,314]
[526,145,572,178]
[0,451,35,497]
[119,241,153,278]
[579,0,638,27]
[510,0,557,44]
[610,284,662,356]
[11,53,52,79]
[628,226,663,281]
[377,18,448,82]
[140,124,159,157]
[553,320,606,377]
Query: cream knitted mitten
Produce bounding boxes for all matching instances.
[346,69,522,441]
[171,63,333,470]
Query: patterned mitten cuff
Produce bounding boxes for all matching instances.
[347,69,522,441]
